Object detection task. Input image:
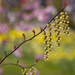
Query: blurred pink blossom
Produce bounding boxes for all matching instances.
[21,0,40,21]
[13,47,24,57]
[33,8,50,22]
[33,6,56,22]
[37,13,50,22]
[0,23,8,34]
[0,5,5,13]
[20,62,26,67]
[0,68,3,75]
[14,21,33,31]
[35,54,44,59]
[45,6,54,13]
[23,13,34,21]
[22,0,39,10]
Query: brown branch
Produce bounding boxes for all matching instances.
[0,63,36,70]
[0,6,65,65]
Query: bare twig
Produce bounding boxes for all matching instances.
[0,63,36,70]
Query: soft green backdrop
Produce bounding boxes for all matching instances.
[0,28,75,75]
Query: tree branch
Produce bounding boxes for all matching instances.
[0,63,36,70]
[0,6,65,65]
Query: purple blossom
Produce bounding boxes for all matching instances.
[35,54,44,59]
[37,13,50,22]
[21,0,40,21]
[33,9,40,17]
[0,5,5,13]
[45,6,54,13]
[33,8,50,22]
[0,23,8,34]
[33,6,56,22]
[22,13,34,21]
[33,6,53,17]
[13,47,24,57]
[0,68,3,75]
[14,21,33,31]
[22,0,39,10]
[20,62,26,67]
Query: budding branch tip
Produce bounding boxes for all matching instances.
[40,27,43,32]
[5,51,7,56]
[14,46,16,50]
[22,34,25,41]
[17,60,19,64]
[35,59,39,64]
[32,30,35,36]
[64,0,69,8]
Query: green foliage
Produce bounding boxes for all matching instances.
[0,27,75,75]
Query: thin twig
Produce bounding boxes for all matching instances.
[0,63,36,69]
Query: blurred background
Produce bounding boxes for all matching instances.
[0,0,75,75]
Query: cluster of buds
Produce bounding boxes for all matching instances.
[43,24,53,61]
[53,16,61,48]
[30,67,35,75]
[43,11,70,61]
[22,69,28,75]
[22,67,35,75]
[60,12,70,35]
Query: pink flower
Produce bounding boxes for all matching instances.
[0,5,5,13]
[21,0,40,21]
[14,21,33,31]
[37,13,50,22]
[13,47,24,57]
[34,8,50,22]
[23,13,34,21]
[0,68,3,75]
[22,0,39,10]
[35,54,44,59]
[0,23,8,34]
[20,62,26,67]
